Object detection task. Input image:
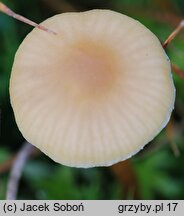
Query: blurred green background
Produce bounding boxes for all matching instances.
[1,0,184,200]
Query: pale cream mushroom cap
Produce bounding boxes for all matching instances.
[10,10,175,168]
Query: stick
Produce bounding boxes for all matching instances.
[171,63,184,79]
[163,20,184,48]
[163,20,184,79]
[110,160,139,199]
[0,2,57,35]
[166,120,180,157]
[6,142,34,200]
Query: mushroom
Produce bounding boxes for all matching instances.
[10,9,175,168]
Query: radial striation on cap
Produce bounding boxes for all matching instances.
[10,10,175,168]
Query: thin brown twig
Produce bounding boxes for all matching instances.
[110,160,139,199]
[171,63,184,79]
[166,120,180,157]
[6,142,35,200]
[0,1,57,35]
[163,20,184,48]
[162,20,184,79]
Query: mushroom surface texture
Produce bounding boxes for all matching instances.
[10,9,175,168]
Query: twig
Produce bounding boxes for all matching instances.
[163,20,184,48]
[6,142,35,200]
[110,160,139,199]
[171,63,184,79]
[0,1,57,35]
[162,20,184,79]
[166,120,180,157]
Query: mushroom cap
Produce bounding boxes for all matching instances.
[10,10,175,168]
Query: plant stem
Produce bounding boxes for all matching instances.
[163,20,184,48]
[0,2,57,35]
